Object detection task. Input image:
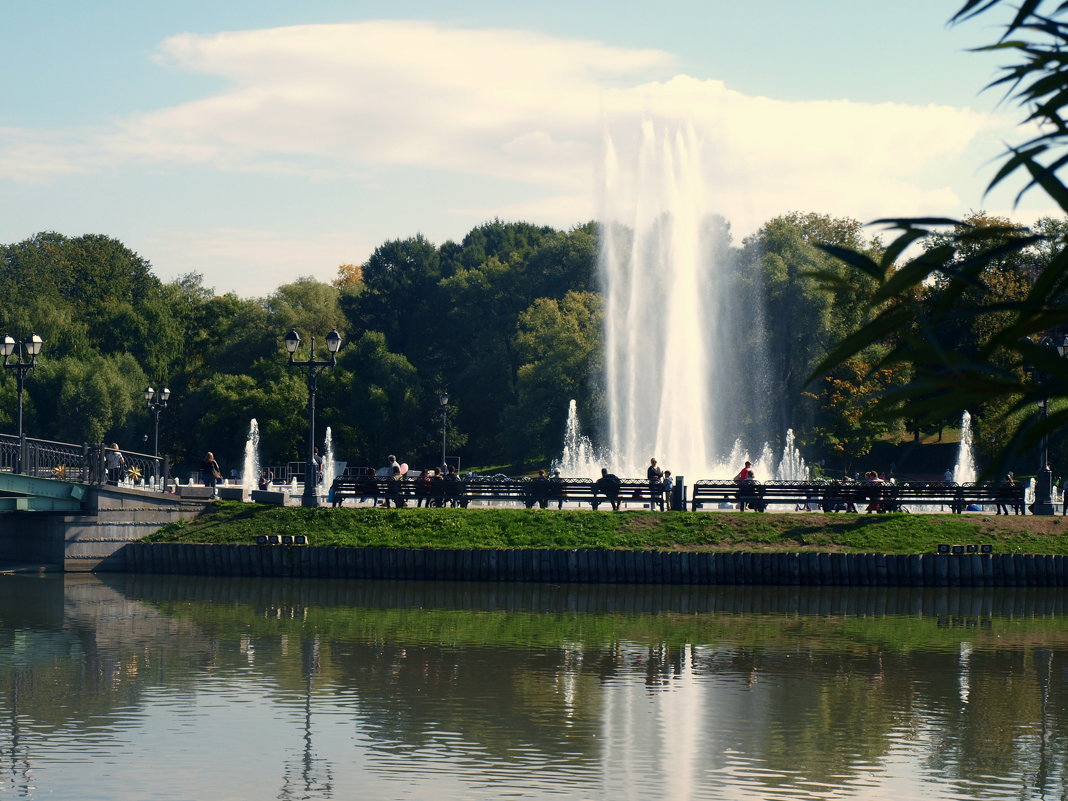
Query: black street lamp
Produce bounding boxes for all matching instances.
[1,333,43,473]
[439,390,449,470]
[1025,334,1068,515]
[144,386,171,457]
[285,328,342,507]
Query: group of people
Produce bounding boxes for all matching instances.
[733,460,761,510]
[645,458,675,510]
[587,458,676,512]
[408,463,463,508]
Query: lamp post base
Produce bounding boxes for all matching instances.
[1033,467,1056,516]
[300,488,321,508]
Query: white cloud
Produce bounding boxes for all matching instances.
[142,226,371,296]
[0,128,94,182]
[0,18,1021,283]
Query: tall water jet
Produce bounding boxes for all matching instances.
[953,411,976,484]
[554,400,607,477]
[241,419,261,488]
[323,427,340,489]
[595,120,797,480]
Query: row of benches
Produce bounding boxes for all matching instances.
[328,475,1031,513]
[330,475,671,509]
[689,480,1027,513]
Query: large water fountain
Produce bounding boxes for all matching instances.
[556,121,805,481]
[323,426,342,490]
[952,411,976,485]
[241,419,261,490]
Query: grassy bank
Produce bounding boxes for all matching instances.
[143,501,1068,554]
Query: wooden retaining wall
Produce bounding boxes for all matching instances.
[121,545,1068,586]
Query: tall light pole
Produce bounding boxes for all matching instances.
[1,334,43,474]
[1025,334,1068,515]
[285,328,342,508]
[144,386,170,457]
[439,390,449,470]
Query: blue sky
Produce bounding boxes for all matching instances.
[0,1,1050,296]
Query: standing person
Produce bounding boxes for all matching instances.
[312,447,324,485]
[996,472,1015,515]
[661,471,673,511]
[201,452,222,497]
[105,443,126,486]
[647,458,663,509]
[533,468,550,509]
[384,464,406,508]
[943,468,954,483]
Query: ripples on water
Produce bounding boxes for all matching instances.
[2,575,1067,800]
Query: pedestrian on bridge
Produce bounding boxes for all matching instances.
[202,452,222,497]
[106,443,126,486]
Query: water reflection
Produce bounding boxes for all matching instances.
[2,574,1068,800]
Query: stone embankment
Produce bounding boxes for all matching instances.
[124,544,1068,586]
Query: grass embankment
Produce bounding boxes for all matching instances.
[143,501,1068,554]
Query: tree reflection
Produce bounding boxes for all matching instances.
[3,575,1068,798]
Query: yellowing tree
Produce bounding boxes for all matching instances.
[331,263,364,290]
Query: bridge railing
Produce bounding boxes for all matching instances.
[0,434,167,489]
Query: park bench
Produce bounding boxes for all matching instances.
[330,474,385,506]
[462,476,656,510]
[876,482,1024,513]
[689,479,1027,513]
[328,474,658,510]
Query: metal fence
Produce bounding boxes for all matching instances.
[0,434,167,489]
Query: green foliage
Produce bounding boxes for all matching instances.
[742,212,883,446]
[265,277,343,335]
[33,352,147,444]
[144,500,1068,554]
[504,291,603,460]
[333,331,426,463]
[813,2,1068,478]
[804,350,907,472]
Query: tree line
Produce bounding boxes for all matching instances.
[0,210,1059,479]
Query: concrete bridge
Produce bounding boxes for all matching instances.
[0,472,89,512]
[0,479,210,572]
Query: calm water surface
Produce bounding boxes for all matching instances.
[1,573,1067,800]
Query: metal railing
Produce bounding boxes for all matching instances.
[0,434,167,489]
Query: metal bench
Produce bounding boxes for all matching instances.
[690,479,1027,514]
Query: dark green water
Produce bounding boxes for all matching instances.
[1,574,1066,800]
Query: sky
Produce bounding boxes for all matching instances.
[0,0,1056,297]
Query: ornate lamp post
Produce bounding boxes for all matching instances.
[1,333,43,473]
[1026,334,1068,515]
[285,328,342,507]
[439,390,449,470]
[144,386,170,458]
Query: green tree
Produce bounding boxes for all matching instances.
[32,353,147,445]
[333,331,425,465]
[804,351,907,474]
[741,212,881,448]
[503,291,603,460]
[265,277,343,337]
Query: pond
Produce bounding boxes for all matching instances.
[1,573,1066,800]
